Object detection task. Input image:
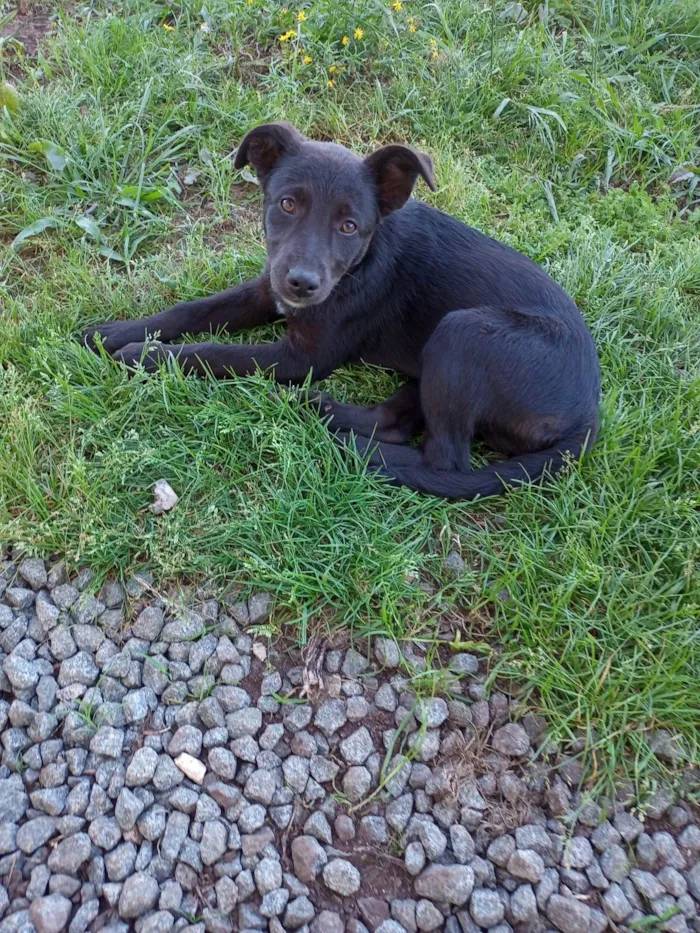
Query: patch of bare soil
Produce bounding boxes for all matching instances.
[1,2,55,61]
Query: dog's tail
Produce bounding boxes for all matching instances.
[381,433,594,500]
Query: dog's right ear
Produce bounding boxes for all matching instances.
[234,122,304,183]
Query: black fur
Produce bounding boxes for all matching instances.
[84,122,600,500]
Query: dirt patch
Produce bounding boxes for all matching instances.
[1,3,55,59]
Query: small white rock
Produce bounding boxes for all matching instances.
[174,753,205,784]
[150,479,179,514]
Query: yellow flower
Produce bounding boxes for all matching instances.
[162,23,174,31]
[408,22,416,31]
[354,27,364,40]
[280,30,294,41]
[303,55,312,64]
[430,38,437,46]
[328,79,334,87]
[247,0,253,5]
[432,49,439,59]
[329,64,337,73]
[341,34,349,45]
[297,10,306,21]
[393,1,402,10]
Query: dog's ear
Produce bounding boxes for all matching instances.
[364,144,436,215]
[234,122,305,182]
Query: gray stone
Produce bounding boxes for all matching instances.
[255,857,283,895]
[405,841,426,876]
[208,746,237,780]
[679,825,700,851]
[450,825,475,863]
[629,868,665,900]
[375,637,400,668]
[305,811,333,845]
[88,815,122,850]
[591,819,622,852]
[132,606,164,640]
[118,871,159,919]
[323,858,361,896]
[3,654,39,690]
[162,810,190,860]
[510,884,538,924]
[226,707,262,738]
[659,866,687,897]
[450,653,479,674]
[340,726,374,765]
[507,849,545,883]
[122,688,153,724]
[442,548,466,577]
[48,832,91,873]
[492,723,530,756]
[115,787,144,830]
[29,894,71,933]
[292,835,328,883]
[601,883,633,923]
[125,746,158,786]
[311,911,345,933]
[201,820,227,866]
[487,835,516,867]
[600,844,629,881]
[654,830,687,870]
[168,724,203,757]
[375,684,398,712]
[314,699,347,737]
[68,900,100,933]
[245,768,277,805]
[284,896,316,929]
[90,724,124,758]
[546,894,590,933]
[386,793,413,833]
[414,865,474,905]
[470,889,505,928]
[16,815,56,854]
[283,755,310,793]
[342,648,368,678]
[564,836,593,869]
[415,698,448,729]
[419,822,447,861]
[19,558,47,590]
[59,651,99,686]
[238,803,266,833]
[104,842,137,881]
[343,765,371,803]
[152,754,184,791]
[137,804,167,841]
[416,899,444,931]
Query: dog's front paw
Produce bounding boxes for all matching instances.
[83,320,151,355]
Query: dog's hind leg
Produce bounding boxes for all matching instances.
[334,432,423,467]
[312,381,424,443]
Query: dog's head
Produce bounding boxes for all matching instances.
[235,122,436,309]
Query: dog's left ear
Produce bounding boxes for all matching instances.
[234,122,305,182]
[364,144,436,216]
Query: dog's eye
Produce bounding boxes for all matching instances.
[280,197,296,214]
[340,220,357,234]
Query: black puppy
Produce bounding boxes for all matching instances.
[85,122,601,499]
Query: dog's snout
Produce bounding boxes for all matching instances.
[287,268,321,299]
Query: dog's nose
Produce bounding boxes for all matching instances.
[287,268,321,299]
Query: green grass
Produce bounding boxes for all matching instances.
[1,0,699,795]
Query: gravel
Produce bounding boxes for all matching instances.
[0,554,697,933]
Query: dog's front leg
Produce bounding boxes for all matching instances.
[112,337,340,384]
[84,275,279,355]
